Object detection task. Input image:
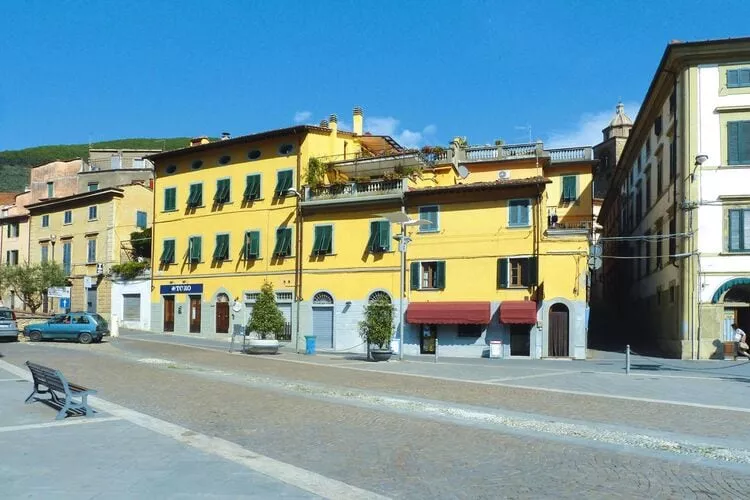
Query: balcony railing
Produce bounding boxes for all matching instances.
[461,143,541,162]
[547,214,593,233]
[304,178,406,204]
[548,147,593,162]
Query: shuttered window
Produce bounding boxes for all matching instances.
[164,188,177,211]
[728,121,750,165]
[187,184,203,207]
[273,228,292,257]
[123,294,141,321]
[562,175,577,202]
[213,234,229,261]
[367,221,390,252]
[497,257,537,288]
[727,68,750,88]
[275,170,293,196]
[244,231,260,259]
[244,174,261,201]
[729,209,750,252]
[160,240,175,264]
[409,261,445,290]
[87,239,97,263]
[214,179,231,204]
[418,206,439,232]
[189,236,202,262]
[312,225,333,255]
[508,199,530,227]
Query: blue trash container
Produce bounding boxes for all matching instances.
[305,335,317,355]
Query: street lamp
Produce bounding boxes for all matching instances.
[378,211,432,360]
[287,188,303,354]
[50,234,57,262]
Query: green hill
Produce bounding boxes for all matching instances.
[0,137,200,193]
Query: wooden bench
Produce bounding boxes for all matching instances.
[25,361,97,420]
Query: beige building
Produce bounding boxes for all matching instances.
[0,192,31,308]
[25,184,153,319]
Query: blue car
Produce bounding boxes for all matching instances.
[23,312,110,344]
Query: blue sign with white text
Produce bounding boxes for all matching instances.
[159,284,203,294]
[59,298,71,310]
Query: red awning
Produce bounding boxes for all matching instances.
[499,301,537,324]
[406,302,491,325]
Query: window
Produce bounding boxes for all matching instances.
[367,221,390,252]
[214,179,231,204]
[275,170,293,196]
[669,139,677,181]
[218,155,231,165]
[87,239,97,263]
[41,245,48,263]
[133,158,145,169]
[728,209,750,252]
[273,227,292,257]
[497,257,537,288]
[6,222,19,238]
[164,187,177,211]
[418,205,439,232]
[410,261,446,290]
[508,199,530,227]
[41,215,49,228]
[645,137,651,158]
[635,184,642,222]
[191,160,203,170]
[188,236,202,262]
[247,150,261,160]
[669,217,677,262]
[47,182,54,198]
[670,91,676,115]
[312,225,333,255]
[727,68,750,88]
[6,250,18,266]
[656,230,663,267]
[88,182,99,192]
[88,206,97,220]
[561,176,577,202]
[160,239,176,264]
[62,242,71,275]
[243,231,260,259]
[654,115,663,137]
[166,165,177,174]
[645,169,651,210]
[657,159,664,195]
[244,174,261,201]
[458,324,483,337]
[187,183,203,207]
[643,231,651,275]
[136,211,147,229]
[63,210,72,225]
[669,282,676,303]
[213,234,230,261]
[728,121,750,165]
[278,144,294,155]
[368,291,391,303]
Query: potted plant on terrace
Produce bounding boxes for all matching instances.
[245,281,282,354]
[359,298,394,361]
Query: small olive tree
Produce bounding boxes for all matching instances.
[359,299,394,349]
[3,262,67,313]
[246,282,285,340]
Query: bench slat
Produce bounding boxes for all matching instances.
[25,361,96,419]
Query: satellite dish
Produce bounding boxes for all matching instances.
[457,165,469,179]
[232,302,242,313]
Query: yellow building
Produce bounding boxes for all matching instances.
[148,109,594,358]
[26,184,153,319]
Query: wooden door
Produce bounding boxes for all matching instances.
[163,296,174,332]
[189,296,202,333]
[549,304,569,357]
[420,325,437,354]
[216,302,229,334]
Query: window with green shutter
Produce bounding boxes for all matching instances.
[410,262,420,290]
[562,175,577,202]
[244,174,261,201]
[164,188,176,211]
[214,179,231,204]
[418,206,439,232]
[497,259,508,288]
[498,257,536,288]
[187,183,203,207]
[728,121,750,165]
[213,234,229,260]
[729,209,750,252]
[275,170,293,196]
[273,227,292,257]
[160,240,175,264]
[410,261,445,290]
[244,231,260,259]
[727,68,750,88]
[367,221,390,252]
[188,236,201,262]
[312,225,333,255]
[508,199,530,227]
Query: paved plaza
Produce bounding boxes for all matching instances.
[3,332,750,498]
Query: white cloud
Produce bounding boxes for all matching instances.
[294,111,312,124]
[545,102,640,149]
[364,116,437,149]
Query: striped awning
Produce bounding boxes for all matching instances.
[712,278,750,303]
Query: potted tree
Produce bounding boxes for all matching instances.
[359,298,394,361]
[245,282,283,354]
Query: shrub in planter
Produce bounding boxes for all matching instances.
[359,298,394,350]
[246,282,285,340]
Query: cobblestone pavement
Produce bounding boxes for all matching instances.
[3,337,750,499]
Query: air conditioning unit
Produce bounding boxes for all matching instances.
[96,263,104,275]
[498,170,511,180]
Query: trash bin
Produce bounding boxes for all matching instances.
[489,340,503,359]
[305,335,317,355]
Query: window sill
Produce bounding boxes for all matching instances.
[88,219,98,222]
[418,230,440,234]
[721,251,750,256]
[186,205,205,209]
[311,253,336,257]
[507,224,531,229]
[243,198,264,203]
[417,288,443,291]
[63,222,72,226]
[162,209,179,213]
[213,201,233,206]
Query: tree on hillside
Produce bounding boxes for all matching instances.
[2,262,67,313]
[246,282,285,340]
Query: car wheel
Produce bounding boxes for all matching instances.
[29,331,42,342]
[78,333,93,344]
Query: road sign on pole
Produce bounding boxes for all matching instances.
[589,244,602,258]
[59,297,71,310]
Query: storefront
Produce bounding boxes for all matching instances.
[405,302,492,357]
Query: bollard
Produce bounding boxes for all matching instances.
[111,314,120,338]
[625,344,631,375]
[434,338,439,364]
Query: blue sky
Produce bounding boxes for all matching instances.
[1,0,749,151]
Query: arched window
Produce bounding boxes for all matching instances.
[166,164,177,174]
[313,292,334,305]
[216,293,230,303]
[369,291,391,303]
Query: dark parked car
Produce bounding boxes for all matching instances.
[0,307,19,341]
[23,312,110,344]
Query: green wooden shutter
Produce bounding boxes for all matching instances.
[518,200,529,225]
[275,171,293,195]
[189,237,201,262]
[741,122,750,164]
[378,221,390,251]
[508,201,518,226]
[562,176,576,201]
[728,69,740,88]
[313,226,331,254]
[214,179,230,203]
[435,261,446,289]
[165,188,176,211]
[741,69,750,87]
[729,122,740,165]
[214,234,228,260]
[245,231,260,258]
[729,210,741,251]
[497,258,508,288]
[523,257,538,286]
[244,175,260,200]
[367,221,379,252]
[419,206,438,231]
[410,262,420,290]
[321,225,332,254]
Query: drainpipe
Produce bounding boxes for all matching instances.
[294,133,304,353]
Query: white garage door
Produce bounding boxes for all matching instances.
[123,294,141,321]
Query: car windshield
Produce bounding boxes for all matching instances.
[0,310,13,320]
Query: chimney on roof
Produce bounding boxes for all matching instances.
[190,136,210,147]
[221,132,231,141]
[353,107,363,136]
[329,114,338,155]
[320,119,329,128]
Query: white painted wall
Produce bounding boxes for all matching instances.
[111,278,151,330]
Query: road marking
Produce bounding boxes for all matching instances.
[487,370,580,382]
[0,378,26,382]
[0,416,122,433]
[0,359,388,500]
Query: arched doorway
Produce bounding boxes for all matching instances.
[715,281,750,341]
[215,293,230,334]
[312,292,334,349]
[548,303,569,357]
[368,291,391,304]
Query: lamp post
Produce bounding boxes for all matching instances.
[50,234,57,262]
[287,188,303,354]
